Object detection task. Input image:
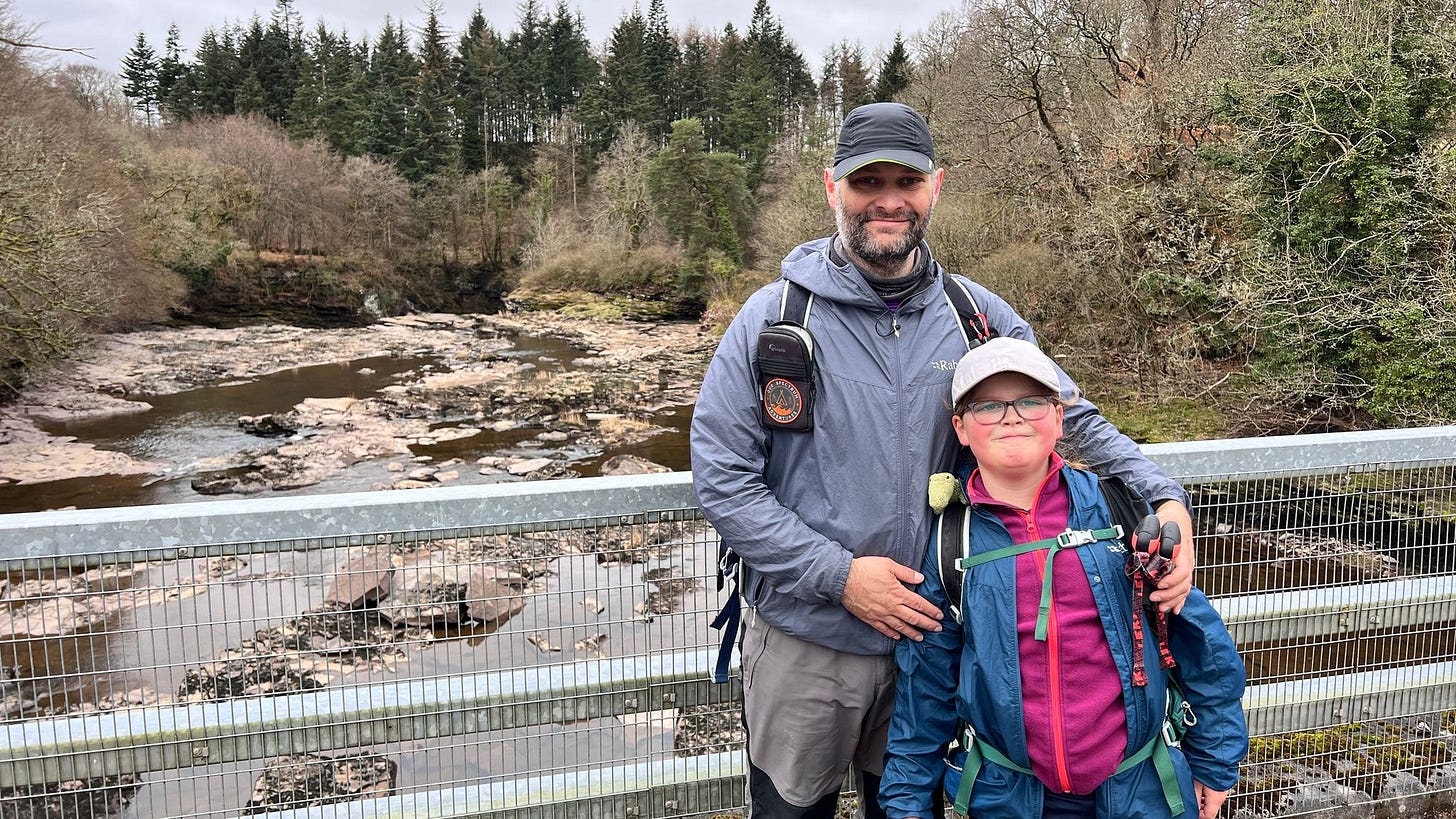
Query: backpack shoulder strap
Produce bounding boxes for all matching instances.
[778,279,814,325]
[1098,474,1152,543]
[941,273,994,349]
[937,502,969,624]
[937,475,1145,626]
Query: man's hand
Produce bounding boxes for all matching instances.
[1194,780,1229,818]
[841,556,943,640]
[1150,500,1195,614]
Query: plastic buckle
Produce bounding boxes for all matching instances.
[1162,718,1181,747]
[1056,529,1097,549]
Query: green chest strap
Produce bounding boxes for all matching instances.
[958,526,1122,641]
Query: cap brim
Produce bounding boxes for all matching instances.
[832,151,934,180]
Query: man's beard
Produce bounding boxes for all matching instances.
[835,203,932,274]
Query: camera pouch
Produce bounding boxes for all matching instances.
[756,322,816,432]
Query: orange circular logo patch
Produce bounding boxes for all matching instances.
[763,378,803,424]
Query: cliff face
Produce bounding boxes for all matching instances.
[173,254,511,329]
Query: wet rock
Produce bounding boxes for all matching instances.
[1372,771,1430,818]
[0,439,160,486]
[634,567,700,622]
[1430,765,1456,810]
[300,396,357,414]
[527,632,562,653]
[324,552,395,608]
[1234,761,1374,819]
[176,652,326,702]
[238,414,298,437]
[674,702,744,757]
[245,604,415,669]
[407,467,438,481]
[379,574,470,627]
[589,520,706,565]
[412,426,481,446]
[191,474,247,495]
[0,775,143,819]
[462,568,528,623]
[245,752,396,814]
[433,470,460,482]
[0,597,119,642]
[573,632,609,655]
[506,457,554,476]
[600,454,670,476]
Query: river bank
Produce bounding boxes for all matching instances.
[0,312,718,510]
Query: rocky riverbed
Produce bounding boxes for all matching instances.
[0,311,718,502]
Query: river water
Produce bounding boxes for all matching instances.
[0,334,693,515]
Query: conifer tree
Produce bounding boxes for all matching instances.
[288,24,367,154]
[234,17,269,116]
[192,27,241,116]
[724,0,814,180]
[405,4,460,182]
[544,2,596,117]
[836,42,874,114]
[706,24,742,150]
[645,117,752,301]
[500,0,549,159]
[156,23,191,122]
[455,8,505,172]
[873,32,911,102]
[643,0,680,139]
[586,9,651,154]
[364,19,417,166]
[676,30,714,139]
[234,70,269,115]
[121,32,160,125]
[258,0,305,123]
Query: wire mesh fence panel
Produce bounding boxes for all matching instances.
[1,446,1455,818]
[1190,461,1456,818]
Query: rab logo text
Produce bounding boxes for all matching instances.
[762,378,803,424]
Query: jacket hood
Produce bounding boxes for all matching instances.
[781,237,944,314]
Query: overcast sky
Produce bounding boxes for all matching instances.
[15,0,958,77]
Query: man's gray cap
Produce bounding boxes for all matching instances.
[950,337,1070,407]
[832,102,935,180]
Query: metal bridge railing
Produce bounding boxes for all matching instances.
[1,427,1455,818]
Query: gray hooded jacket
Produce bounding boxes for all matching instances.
[690,237,1185,656]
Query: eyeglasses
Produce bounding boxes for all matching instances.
[964,395,1057,425]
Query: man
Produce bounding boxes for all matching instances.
[690,102,1196,818]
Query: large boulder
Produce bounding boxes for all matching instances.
[600,454,670,476]
[323,551,396,609]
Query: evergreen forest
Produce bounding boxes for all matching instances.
[3,0,1455,437]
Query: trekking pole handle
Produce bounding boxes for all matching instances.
[1158,521,1180,559]
[1133,514,1160,555]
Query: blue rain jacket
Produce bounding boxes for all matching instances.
[880,465,1248,818]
